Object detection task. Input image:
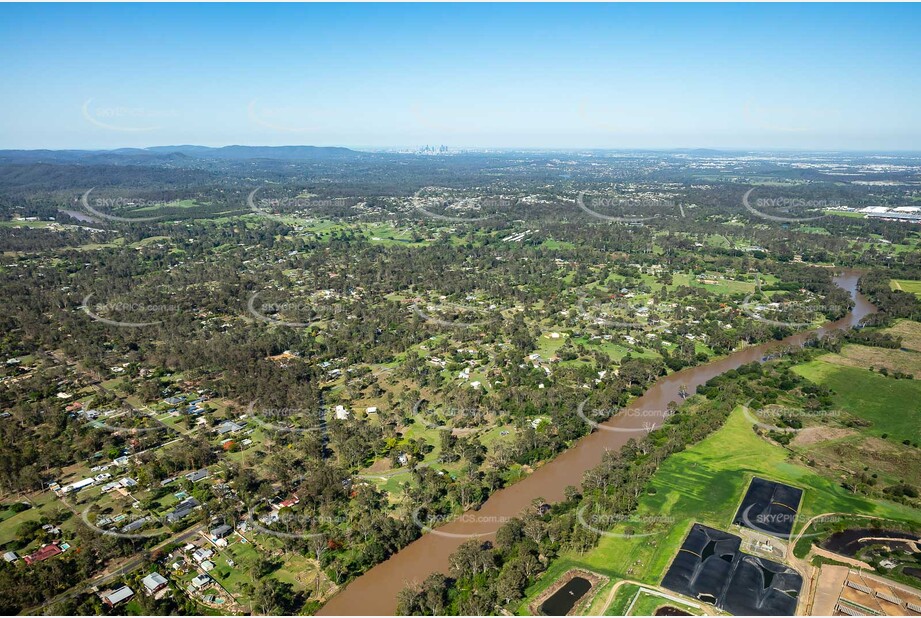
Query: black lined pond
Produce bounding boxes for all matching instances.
[539,576,592,615]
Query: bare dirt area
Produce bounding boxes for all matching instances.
[791,426,856,448]
[811,564,849,615]
[801,434,921,485]
[364,458,393,473]
[819,344,921,378]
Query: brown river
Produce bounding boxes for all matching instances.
[319,269,875,616]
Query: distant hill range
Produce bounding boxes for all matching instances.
[0,145,364,165]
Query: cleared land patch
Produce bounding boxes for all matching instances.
[793,360,921,442]
[517,406,921,614]
[817,344,921,379]
[890,279,921,299]
[884,319,921,352]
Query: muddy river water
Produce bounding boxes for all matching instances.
[319,269,875,615]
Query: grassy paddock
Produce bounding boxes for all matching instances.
[518,406,920,614]
[793,359,921,442]
[890,279,921,299]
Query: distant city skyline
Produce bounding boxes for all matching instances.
[1,3,920,150]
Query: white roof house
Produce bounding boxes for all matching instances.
[103,586,134,606]
[142,572,168,594]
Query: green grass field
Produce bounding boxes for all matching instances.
[604,584,704,616]
[518,405,921,614]
[891,279,921,299]
[793,359,921,442]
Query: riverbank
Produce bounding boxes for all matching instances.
[318,270,875,616]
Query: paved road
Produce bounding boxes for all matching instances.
[31,523,204,614]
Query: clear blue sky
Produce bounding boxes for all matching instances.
[1,3,919,150]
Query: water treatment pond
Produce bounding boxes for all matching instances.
[539,576,592,615]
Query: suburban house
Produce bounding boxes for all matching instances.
[166,497,200,523]
[190,574,211,589]
[23,542,62,565]
[102,586,134,607]
[141,572,168,595]
[185,469,210,483]
[215,420,243,435]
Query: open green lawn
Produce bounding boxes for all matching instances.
[825,210,867,219]
[604,584,705,616]
[207,539,261,605]
[667,273,758,296]
[0,492,62,549]
[518,405,921,614]
[891,279,921,299]
[793,359,921,442]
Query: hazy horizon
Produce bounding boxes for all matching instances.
[2,3,920,150]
